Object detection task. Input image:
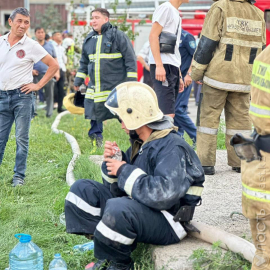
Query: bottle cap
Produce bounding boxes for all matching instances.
[54,253,61,258]
[15,234,32,243]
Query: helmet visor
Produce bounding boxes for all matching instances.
[106,88,119,109]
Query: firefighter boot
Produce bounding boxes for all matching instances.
[202,166,215,175]
[107,260,134,270]
[85,259,109,270]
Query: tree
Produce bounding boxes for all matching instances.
[35,3,65,32]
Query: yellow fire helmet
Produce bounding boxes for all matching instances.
[105,82,164,130]
[63,93,85,115]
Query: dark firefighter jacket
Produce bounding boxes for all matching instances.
[101,129,205,217]
[191,0,266,93]
[74,22,137,122]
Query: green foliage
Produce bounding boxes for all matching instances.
[189,241,251,270]
[217,120,226,150]
[109,0,140,41]
[35,3,65,32]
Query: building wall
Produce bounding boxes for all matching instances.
[30,3,67,30]
[0,0,24,27]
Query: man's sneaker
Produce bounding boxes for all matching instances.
[12,177,24,187]
[107,260,134,270]
[202,166,215,175]
[85,259,109,270]
[232,167,241,173]
[89,134,103,148]
[96,136,103,148]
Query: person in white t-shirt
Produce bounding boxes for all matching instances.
[149,0,189,119]
[0,7,58,187]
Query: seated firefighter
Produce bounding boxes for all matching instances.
[65,82,205,270]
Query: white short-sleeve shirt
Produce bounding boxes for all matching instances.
[0,33,48,90]
[149,1,182,68]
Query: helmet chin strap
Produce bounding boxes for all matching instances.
[129,130,140,140]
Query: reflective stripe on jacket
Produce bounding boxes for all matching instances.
[242,46,270,219]
[74,22,137,103]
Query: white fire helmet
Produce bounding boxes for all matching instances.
[105,82,164,130]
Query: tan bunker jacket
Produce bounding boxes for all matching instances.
[192,0,266,92]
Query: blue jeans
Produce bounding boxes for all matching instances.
[0,89,35,180]
[88,120,103,138]
[174,85,197,143]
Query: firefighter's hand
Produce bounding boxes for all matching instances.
[74,86,80,91]
[179,78,184,93]
[155,65,166,82]
[196,81,203,85]
[21,83,40,94]
[184,74,192,87]
[104,141,119,158]
[105,158,126,176]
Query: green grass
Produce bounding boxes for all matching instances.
[189,241,251,270]
[0,108,226,269]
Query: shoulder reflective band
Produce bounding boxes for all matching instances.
[76,72,87,79]
[197,126,218,135]
[99,53,122,59]
[251,60,270,94]
[65,192,101,216]
[96,221,135,245]
[186,186,203,196]
[220,37,263,48]
[127,72,137,78]
[124,168,146,196]
[242,183,270,203]
[250,102,270,118]
[203,76,250,92]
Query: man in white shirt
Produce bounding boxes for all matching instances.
[52,31,67,113]
[0,7,58,186]
[149,0,188,118]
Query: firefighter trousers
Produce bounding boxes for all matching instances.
[65,179,181,263]
[196,84,251,167]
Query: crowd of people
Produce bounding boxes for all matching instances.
[0,1,269,269]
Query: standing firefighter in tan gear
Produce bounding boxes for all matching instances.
[231,46,270,270]
[191,0,266,175]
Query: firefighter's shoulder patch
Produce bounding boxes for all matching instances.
[189,41,196,49]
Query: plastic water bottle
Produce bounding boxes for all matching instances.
[73,241,94,252]
[9,234,43,270]
[49,254,67,270]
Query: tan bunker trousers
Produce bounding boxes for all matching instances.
[197,84,252,167]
